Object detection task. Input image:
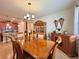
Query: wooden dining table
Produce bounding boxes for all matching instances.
[19,39,56,59]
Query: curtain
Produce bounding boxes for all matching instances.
[74,5,79,58]
[74,6,79,35]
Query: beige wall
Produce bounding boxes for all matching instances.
[37,8,74,34]
[18,8,74,34]
[18,21,26,33]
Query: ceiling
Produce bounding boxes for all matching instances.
[0,0,78,19]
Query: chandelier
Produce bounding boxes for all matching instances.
[24,2,35,20]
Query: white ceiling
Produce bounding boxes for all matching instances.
[0,0,78,19]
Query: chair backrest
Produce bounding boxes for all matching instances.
[47,42,58,59]
[14,41,24,59]
[8,35,24,59]
[11,39,16,59]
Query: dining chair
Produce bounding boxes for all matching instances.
[11,39,16,59]
[7,34,22,59]
[14,41,24,59]
[11,36,34,59]
[47,36,62,59]
[6,35,16,59]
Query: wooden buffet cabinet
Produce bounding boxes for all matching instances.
[51,33,78,57]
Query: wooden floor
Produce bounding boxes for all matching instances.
[0,42,78,59]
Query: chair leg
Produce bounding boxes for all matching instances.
[15,53,18,59]
[13,51,16,59]
[52,53,55,59]
[13,55,15,59]
[52,46,57,59]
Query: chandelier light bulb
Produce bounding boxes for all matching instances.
[32,15,35,19]
[24,16,27,19]
[26,13,30,17]
[28,17,31,20]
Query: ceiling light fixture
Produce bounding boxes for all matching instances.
[24,2,35,20]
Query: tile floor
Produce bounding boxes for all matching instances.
[0,42,13,59]
[55,47,78,59]
[0,42,78,59]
